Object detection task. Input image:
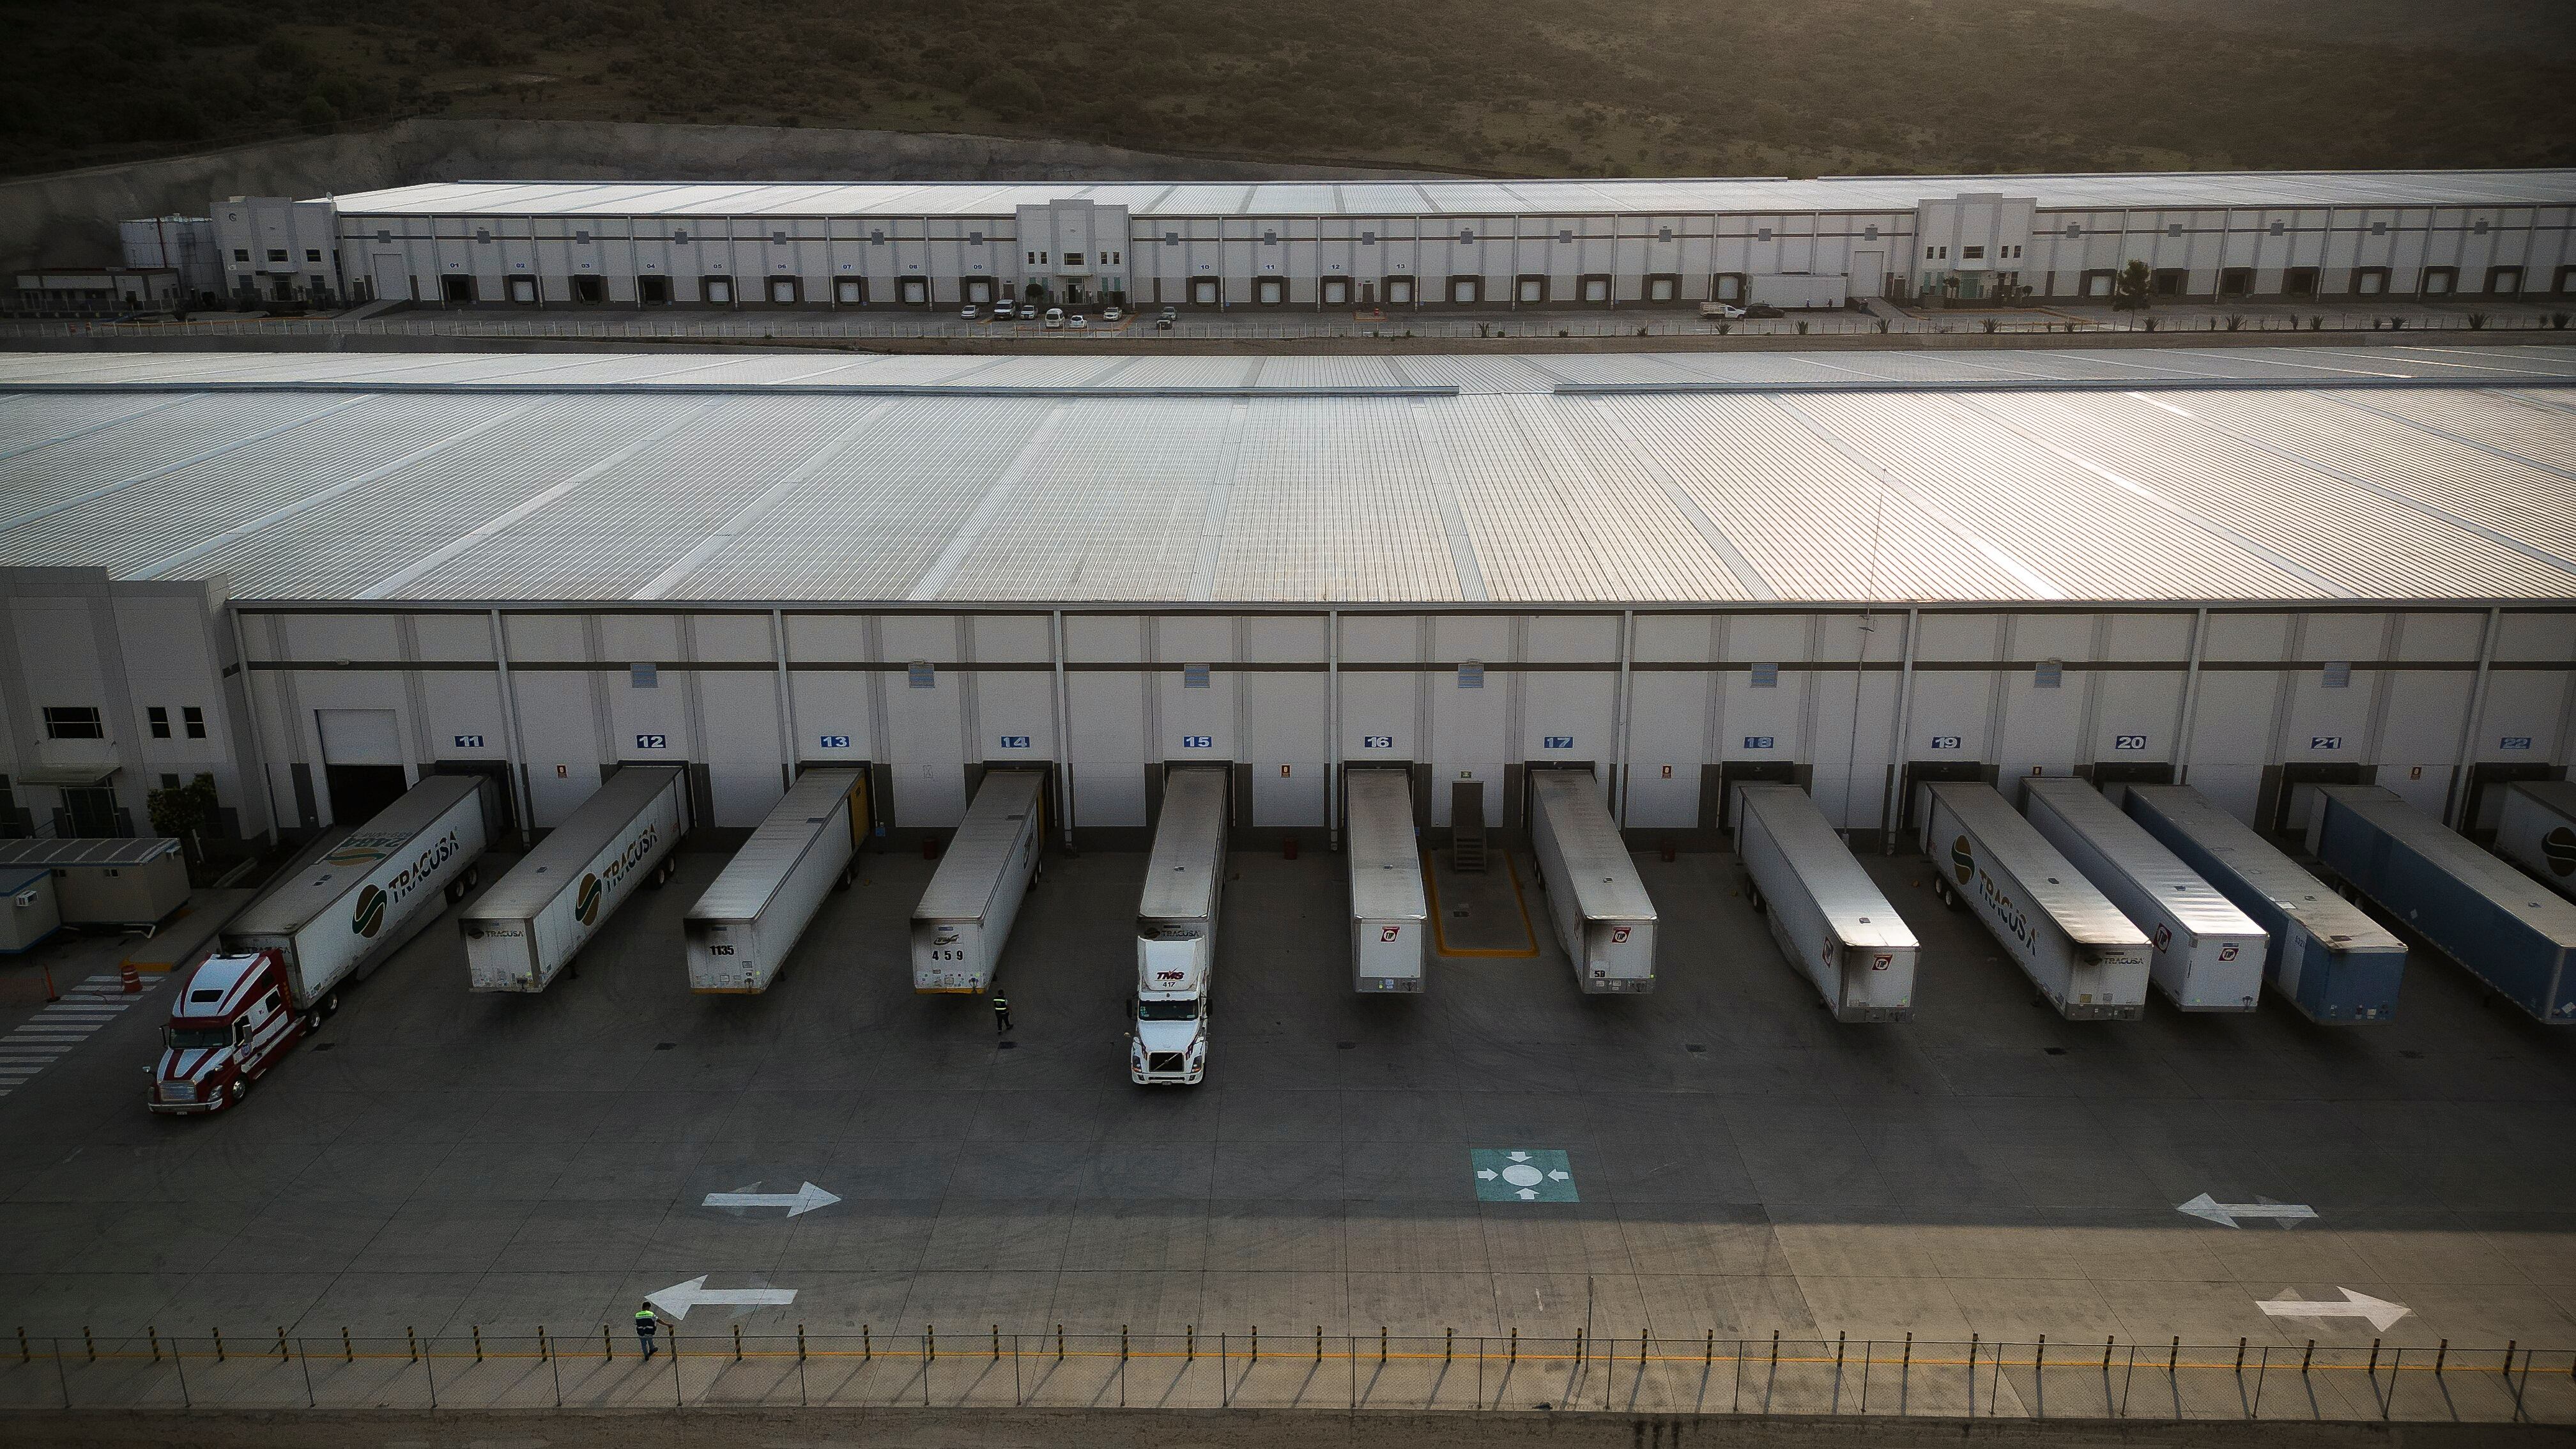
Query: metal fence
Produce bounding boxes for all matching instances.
[1,309,2572,346]
[4,1328,2568,1422]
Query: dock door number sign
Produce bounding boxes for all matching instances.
[1362,735,1394,750]
[1181,735,1214,749]
[1928,735,1963,751]
[818,734,852,749]
[634,733,668,750]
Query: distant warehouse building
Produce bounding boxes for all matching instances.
[211,170,2576,311]
[0,346,2569,860]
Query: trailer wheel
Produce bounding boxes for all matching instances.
[444,880,463,904]
[302,1011,322,1036]
[321,993,339,1018]
[463,867,479,890]
[1747,884,1766,914]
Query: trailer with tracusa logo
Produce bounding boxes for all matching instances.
[686,768,868,993]
[153,772,500,1113]
[461,764,689,993]
[1920,781,2150,1020]
[2021,778,2266,1013]
[2308,784,2576,1025]
[1346,769,1427,993]
[2123,785,2405,1024]
[910,768,1046,995]
[1529,769,1657,994]
[1735,783,1918,1022]
[2494,779,2576,904]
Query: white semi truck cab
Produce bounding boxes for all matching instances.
[1130,766,1227,1085]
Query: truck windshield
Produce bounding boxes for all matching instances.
[1136,999,1200,1021]
[164,1025,231,1050]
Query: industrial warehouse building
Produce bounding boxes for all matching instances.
[1,344,2570,859]
[205,169,2576,312]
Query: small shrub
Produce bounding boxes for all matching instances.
[1795,321,1809,335]
[1874,318,1889,334]
[2309,316,2323,330]
[1636,325,1649,337]
[2392,316,2406,330]
[2552,311,2571,330]
[2224,314,2243,332]
[1557,329,1568,337]
[2143,318,2158,332]
[2466,311,2487,330]
[1717,322,1730,335]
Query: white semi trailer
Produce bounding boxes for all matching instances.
[1734,783,1919,1022]
[686,767,868,993]
[1130,765,1229,1084]
[1920,781,2151,1020]
[225,772,501,1013]
[1345,769,1427,993]
[461,764,689,992]
[1529,769,1657,993]
[910,768,1045,995]
[2021,778,2266,1013]
[2496,780,2576,902]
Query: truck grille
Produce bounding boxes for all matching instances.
[162,1082,198,1103]
[1146,1052,1186,1074]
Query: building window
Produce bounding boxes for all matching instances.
[772,230,788,245]
[305,249,321,262]
[2064,223,2082,238]
[1064,252,1084,268]
[1756,227,1773,241]
[1963,245,1986,260]
[868,229,884,244]
[266,249,288,263]
[1457,228,1475,244]
[2370,221,2388,236]
[474,229,491,244]
[183,707,205,740]
[2268,220,2285,236]
[1262,231,1276,246]
[1557,229,1574,244]
[43,707,103,740]
[233,249,249,262]
[1863,224,1881,240]
[1656,226,1673,243]
[148,707,171,739]
[574,229,591,244]
[1358,231,1375,245]
[1165,232,1181,246]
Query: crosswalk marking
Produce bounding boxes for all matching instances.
[0,973,165,1100]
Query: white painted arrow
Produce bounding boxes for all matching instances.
[1476,1169,1499,1181]
[1546,1169,1572,1182]
[1507,1151,1531,1162]
[2179,1193,2318,1229]
[703,1181,841,1217]
[647,1276,798,1321]
[1515,1188,1538,1200]
[2257,1287,2409,1332]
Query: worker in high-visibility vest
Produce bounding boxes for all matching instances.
[634,1302,664,1358]
[992,992,1013,1034]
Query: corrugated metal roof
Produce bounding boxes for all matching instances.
[3,351,2572,606]
[334,171,2576,218]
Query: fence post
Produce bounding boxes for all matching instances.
[1509,1327,1517,1364]
[927,1324,935,1362]
[1380,1326,1387,1363]
[993,1324,1002,1360]
[2234,1337,2245,1372]
[538,1326,548,1362]
[213,1326,226,1363]
[1186,1324,1193,1361]
[863,1324,870,1359]
[1314,1325,1321,1363]
[150,1326,161,1363]
[2435,1338,2447,1375]
[1968,1333,1978,1413]
[277,1325,289,1362]
[342,1327,353,1363]
[2106,1335,2115,1372]
[1446,1326,1453,1363]
[2368,1337,2380,1378]
[2384,1346,2398,1420]
[733,1324,742,1361]
[83,1326,94,1363]
[471,1325,483,1363]
[602,1324,612,1359]
[1250,1326,1257,1363]
[171,1331,188,1408]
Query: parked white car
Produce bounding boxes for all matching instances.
[992,302,1016,320]
[960,304,980,320]
[1103,307,1123,322]
[1701,302,1746,319]
[1068,313,1089,330]
[1043,308,1065,329]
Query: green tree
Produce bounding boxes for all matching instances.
[147,773,219,849]
[2110,259,2152,328]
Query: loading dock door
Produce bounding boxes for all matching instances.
[318,709,409,827]
[371,254,410,303]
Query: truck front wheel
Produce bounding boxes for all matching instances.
[226,1078,246,1104]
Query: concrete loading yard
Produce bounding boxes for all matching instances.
[0,338,2572,1436]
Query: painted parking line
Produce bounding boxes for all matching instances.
[0,974,162,1098]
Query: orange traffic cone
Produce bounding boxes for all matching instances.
[121,963,141,993]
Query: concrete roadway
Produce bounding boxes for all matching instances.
[0,839,2571,1378]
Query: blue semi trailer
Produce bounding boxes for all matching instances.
[2125,785,2405,1024]
[2306,785,2576,1026]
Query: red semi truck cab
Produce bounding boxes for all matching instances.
[148,951,305,1115]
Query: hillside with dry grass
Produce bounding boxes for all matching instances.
[5,0,2572,180]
